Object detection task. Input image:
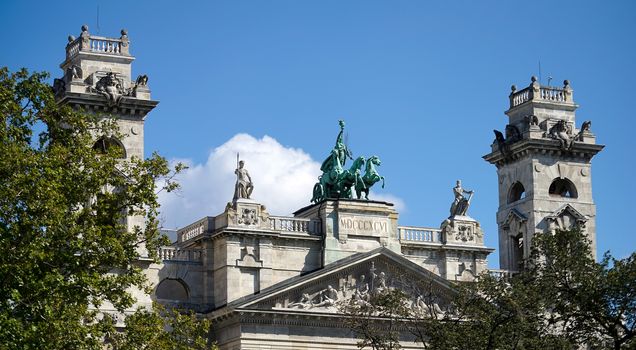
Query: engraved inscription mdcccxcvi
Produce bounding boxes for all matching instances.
[339,215,389,236]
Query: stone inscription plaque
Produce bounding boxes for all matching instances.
[338,214,390,237]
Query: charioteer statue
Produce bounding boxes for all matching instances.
[311,120,385,203]
[449,180,473,217]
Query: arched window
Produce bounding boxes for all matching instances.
[508,182,526,203]
[93,137,126,158]
[155,278,189,302]
[549,178,578,198]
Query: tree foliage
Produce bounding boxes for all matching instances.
[343,228,636,349]
[105,303,215,350]
[0,67,209,349]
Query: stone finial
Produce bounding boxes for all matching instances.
[120,29,130,55]
[563,80,570,88]
[80,25,90,51]
[68,35,75,43]
[530,76,537,83]
[511,85,517,93]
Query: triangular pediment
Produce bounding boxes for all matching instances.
[225,248,456,316]
[546,204,587,223]
[503,208,527,226]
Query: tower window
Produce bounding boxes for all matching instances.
[155,278,189,301]
[93,137,126,158]
[508,182,526,203]
[549,178,578,198]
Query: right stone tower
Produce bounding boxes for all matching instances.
[483,77,604,271]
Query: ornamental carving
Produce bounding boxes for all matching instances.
[281,261,450,318]
[456,224,474,242]
[238,208,258,226]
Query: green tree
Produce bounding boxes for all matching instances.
[532,229,636,349]
[105,303,214,350]
[0,67,209,349]
[343,228,635,349]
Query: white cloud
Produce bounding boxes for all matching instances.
[157,133,406,229]
[369,192,407,214]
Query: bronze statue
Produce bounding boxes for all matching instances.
[311,121,385,203]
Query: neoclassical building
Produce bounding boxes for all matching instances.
[54,26,602,349]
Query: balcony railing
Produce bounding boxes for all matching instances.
[398,226,442,243]
[65,26,130,60]
[158,246,202,262]
[509,77,573,108]
[268,216,322,235]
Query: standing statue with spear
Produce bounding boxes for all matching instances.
[233,153,254,201]
[449,179,474,217]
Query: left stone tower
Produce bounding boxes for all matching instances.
[55,25,159,242]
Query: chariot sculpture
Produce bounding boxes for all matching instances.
[311,120,385,203]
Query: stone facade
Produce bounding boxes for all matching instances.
[158,197,492,316]
[55,26,159,318]
[53,26,617,349]
[483,77,604,271]
[54,26,494,348]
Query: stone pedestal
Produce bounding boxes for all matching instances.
[215,198,271,230]
[441,215,485,246]
[295,199,400,265]
[440,215,488,281]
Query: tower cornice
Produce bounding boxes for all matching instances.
[483,138,604,167]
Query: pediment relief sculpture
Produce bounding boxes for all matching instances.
[264,260,453,318]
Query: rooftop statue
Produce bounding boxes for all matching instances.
[311,121,384,203]
[449,180,473,217]
[356,155,384,200]
[233,157,254,201]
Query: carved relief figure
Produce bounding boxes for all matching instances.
[449,180,474,217]
[549,120,573,149]
[288,293,315,309]
[94,72,124,106]
[233,160,254,201]
[314,285,339,307]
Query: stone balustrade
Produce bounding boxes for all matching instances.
[87,36,125,54]
[511,87,531,107]
[398,226,442,243]
[158,246,202,262]
[177,217,213,243]
[65,26,130,60]
[509,77,573,108]
[66,39,80,59]
[540,86,566,102]
[268,216,322,235]
[488,269,518,279]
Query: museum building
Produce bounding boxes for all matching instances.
[54,26,603,349]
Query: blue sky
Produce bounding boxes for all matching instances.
[2,1,635,267]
